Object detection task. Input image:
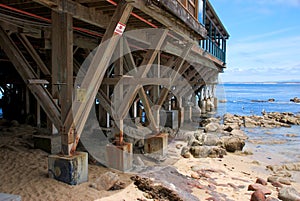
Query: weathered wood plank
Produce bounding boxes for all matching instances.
[33,0,109,28]
[51,11,74,154]
[17,34,51,76]
[117,29,169,120]
[65,0,133,154]
[0,25,62,129]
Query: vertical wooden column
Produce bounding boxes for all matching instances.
[114,39,124,145]
[151,52,160,130]
[52,11,73,154]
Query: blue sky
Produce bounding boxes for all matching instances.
[210,0,300,82]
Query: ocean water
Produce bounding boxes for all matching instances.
[216,83,300,116]
[216,83,300,164]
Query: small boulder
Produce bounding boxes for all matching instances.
[181,146,190,158]
[190,146,210,158]
[251,190,266,201]
[90,172,120,191]
[248,183,271,195]
[223,137,245,152]
[278,187,300,201]
[230,129,248,140]
[204,122,221,132]
[256,178,268,186]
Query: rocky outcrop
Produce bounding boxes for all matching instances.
[223,112,300,128]
[290,97,300,103]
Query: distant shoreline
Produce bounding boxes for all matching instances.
[221,82,300,84]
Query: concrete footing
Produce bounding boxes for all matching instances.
[48,152,88,185]
[106,142,133,172]
[33,134,61,154]
[144,133,168,156]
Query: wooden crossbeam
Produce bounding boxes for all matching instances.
[64,1,133,155]
[0,26,62,129]
[17,34,51,76]
[157,44,193,107]
[117,30,169,120]
[33,0,109,29]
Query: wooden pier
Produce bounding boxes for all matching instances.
[0,0,229,183]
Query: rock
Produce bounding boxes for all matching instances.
[191,166,201,172]
[290,97,300,103]
[90,172,120,191]
[189,146,225,158]
[278,187,300,201]
[204,122,221,132]
[268,99,275,102]
[278,178,291,185]
[267,176,278,183]
[223,137,245,152]
[230,129,248,140]
[181,146,191,158]
[202,134,222,146]
[251,100,268,103]
[190,146,210,158]
[271,181,283,188]
[256,178,268,186]
[248,183,271,195]
[285,134,298,138]
[182,152,191,158]
[208,147,227,158]
[223,123,241,130]
[251,190,266,201]
[191,172,200,179]
[176,144,183,149]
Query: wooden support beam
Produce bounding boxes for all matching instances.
[103,77,171,86]
[0,25,62,129]
[138,87,157,131]
[28,79,49,84]
[64,0,133,154]
[117,30,169,120]
[52,11,74,154]
[33,0,109,29]
[157,43,193,107]
[17,34,51,76]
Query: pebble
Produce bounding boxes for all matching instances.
[248,183,271,195]
[175,144,183,149]
[191,172,200,179]
[256,178,268,186]
[267,176,278,183]
[271,181,283,188]
[251,190,266,201]
[278,178,291,185]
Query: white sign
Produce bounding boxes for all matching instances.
[114,22,126,35]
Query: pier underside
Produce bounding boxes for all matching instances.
[0,0,227,181]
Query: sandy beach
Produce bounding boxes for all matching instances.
[1,118,300,201]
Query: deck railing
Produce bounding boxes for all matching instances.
[200,37,226,63]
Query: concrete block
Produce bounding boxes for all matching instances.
[106,142,133,172]
[0,193,21,201]
[33,134,61,154]
[48,152,88,185]
[144,133,168,156]
[163,110,178,129]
